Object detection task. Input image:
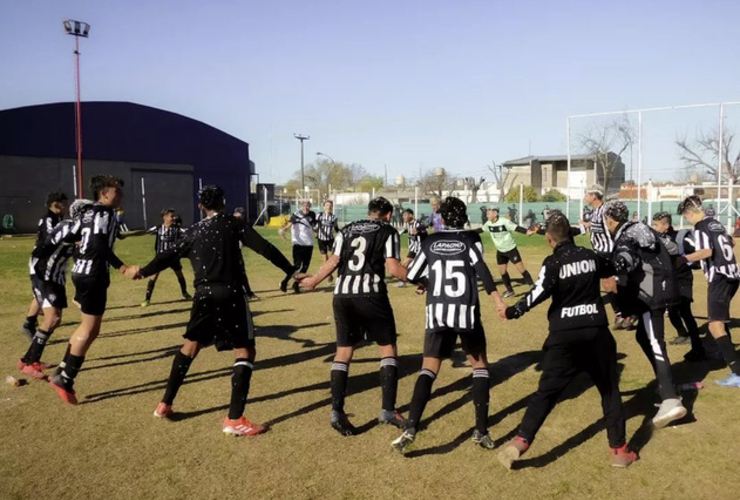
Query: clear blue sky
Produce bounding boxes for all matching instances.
[2,0,739,184]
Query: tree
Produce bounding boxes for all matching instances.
[579,115,634,195]
[417,168,457,198]
[284,159,373,196]
[356,174,384,192]
[487,161,515,202]
[541,189,567,202]
[504,185,538,203]
[675,129,740,186]
[464,176,485,203]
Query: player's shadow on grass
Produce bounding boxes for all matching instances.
[80,346,181,373]
[47,321,191,345]
[106,307,192,322]
[256,322,331,347]
[106,299,186,310]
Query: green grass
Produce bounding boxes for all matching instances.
[0,228,738,500]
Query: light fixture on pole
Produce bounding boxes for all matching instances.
[63,19,90,199]
[294,133,310,190]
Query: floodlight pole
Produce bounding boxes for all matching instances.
[637,111,643,219]
[63,20,90,199]
[294,134,310,190]
[566,117,571,219]
[718,103,724,217]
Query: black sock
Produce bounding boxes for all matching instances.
[330,362,349,413]
[162,351,195,405]
[715,335,740,375]
[407,369,436,432]
[472,368,490,434]
[177,275,188,296]
[501,273,513,291]
[54,344,72,377]
[228,358,254,420]
[145,280,156,301]
[25,315,37,327]
[61,354,85,386]
[23,329,50,364]
[379,357,399,412]
[522,271,534,286]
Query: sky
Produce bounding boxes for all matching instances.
[2,0,740,185]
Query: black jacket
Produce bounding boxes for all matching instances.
[506,241,609,334]
[611,222,678,313]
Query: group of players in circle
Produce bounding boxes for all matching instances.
[15,177,740,470]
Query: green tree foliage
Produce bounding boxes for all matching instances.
[541,189,567,202]
[504,185,538,202]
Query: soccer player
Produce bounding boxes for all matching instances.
[482,207,534,298]
[300,197,408,435]
[651,211,705,360]
[315,200,340,284]
[391,197,505,453]
[496,213,637,469]
[21,192,68,339]
[583,184,633,330]
[17,198,91,379]
[428,196,444,232]
[141,185,298,434]
[603,201,687,427]
[679,196,740,387]
[49,175,137,404]
[140,208,191,307]
[279,200,316,293]
[397,208,428,289]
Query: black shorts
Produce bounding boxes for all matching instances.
[318,239,333,255]
[169,258,183,272]
[30,275,67,310]
[707,277,739,323]
[424,325,487,359]
[496,248,522,265]
[184,284,255,351]
[72,275,109,316]
[333,295,397,347]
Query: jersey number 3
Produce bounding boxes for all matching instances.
[348,236,367,271]
[431,260,466,297]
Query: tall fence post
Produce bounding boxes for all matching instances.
[518,182,524,226]
[141,177,148,229]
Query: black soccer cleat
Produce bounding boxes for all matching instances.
[279,278,289,293]
[331,411,357,436]
[379,410,406,429]
[471,430,495,449]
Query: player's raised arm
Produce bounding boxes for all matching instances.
[239,223,295,276]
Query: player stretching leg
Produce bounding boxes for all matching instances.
[482,207,534,298]
[392,197,505,453]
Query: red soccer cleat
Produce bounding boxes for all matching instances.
[49,374,78,405]
[497,436,530,470]
[153,402,174,419]
[611,444,639,468]
[18,360,49,380]
[222,416,269,436]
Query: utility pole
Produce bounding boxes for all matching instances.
[63,19,90,199]
[294,133,310,190]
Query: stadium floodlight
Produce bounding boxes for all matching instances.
[63,19,91,199]
[294,134,310,190]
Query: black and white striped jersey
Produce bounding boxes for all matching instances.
[404,219,428,256]
[588,203,614,256]
[28,210,61,276]
[146,224,184,254]
[407,230,497,333]
[315,213,339,242]
[693,217,740,282]
[62,203,124,278]
[333,219,400,297]
[30,220,77,286]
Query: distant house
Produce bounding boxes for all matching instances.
[502,153,625,199]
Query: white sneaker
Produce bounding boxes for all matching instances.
[652,398,687,428]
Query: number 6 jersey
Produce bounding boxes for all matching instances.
[407,230,498,332]
[693,216,740,282]
[333,219,400,297]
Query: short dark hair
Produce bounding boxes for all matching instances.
[161,208,176,217]
[652,211,672,225]
[488,207,499,213]
[604,200,629,223]
[90,175,124,200]
[546,212,572,243]
[324,200,333,206]
[677,195,702,215]
[233,207,245,215]
[46,192,68,207]
[440,196,468,229]
[198,185,226,211]
[368,197,393,216]
[403,208,414,216]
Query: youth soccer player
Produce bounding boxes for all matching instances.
[391,197,505,453]
[651,211,705,360]
[482,207,534,297]
[279,200,316,293]
[140,208,191,307]
[300,197,408,435]
[397,208,428,290]
[315,200,340,284]
[49,175,136,404]
[603,201,686,427]
[679,196,740,387]
[496,213,637,469]
[141,185,298,434]
[17,198,91,379]
[21,192,68,339]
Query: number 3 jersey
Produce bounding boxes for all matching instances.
[62,203,124,278]
[406,230,497,333]
[693,216,740,282]
[333,219,400,297]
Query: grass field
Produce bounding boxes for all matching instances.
[1,228,739,500]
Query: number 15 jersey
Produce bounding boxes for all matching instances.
[333,219,400,297]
